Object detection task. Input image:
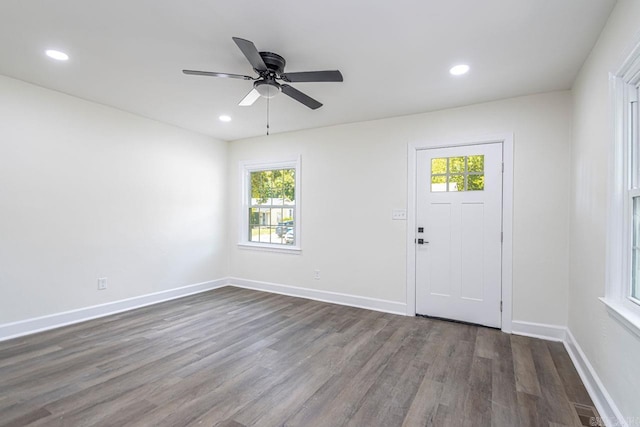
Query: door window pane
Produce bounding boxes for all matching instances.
[448,175,464,191]
[431,175,447,192]
[467,175,485,191]
[430,155,485,192]
[467,155,484,172]
[449,157,465,173]
[431,158,447,174]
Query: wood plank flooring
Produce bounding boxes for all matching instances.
[0,287,598,426]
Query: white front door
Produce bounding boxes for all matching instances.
[415,143,503,328]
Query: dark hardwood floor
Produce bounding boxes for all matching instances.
[0,287,597,426]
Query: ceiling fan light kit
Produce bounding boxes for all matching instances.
[183,37,343,110]
[254,79,280,98]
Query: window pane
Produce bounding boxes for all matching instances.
[449,174,464,191]
[283,169,295,203]
[450,157,465,173]
[249,225,260,242]
[258,208,270,225]
[249,208,260,225]
[251,170,272,205]
[467,174,485,191]
[431,175,446,192]
[276,219,293,238]
[247,166,296,246]
[258,227,268,243]
[431,158,447,174]
[467,155,484,172]
[273,170,285,201]
[633,197,640,299]
[284,227,295,245]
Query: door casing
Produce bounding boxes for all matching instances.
[406,134,514,333]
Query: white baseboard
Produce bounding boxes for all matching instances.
[511,321,625,427]
[1,276,406,342]
[564,329,627,427]
[511,320,568,341]
[0,278,228,342]
[228,277,407,316]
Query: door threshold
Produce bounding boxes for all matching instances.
[415,313,500,330]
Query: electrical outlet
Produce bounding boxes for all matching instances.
[97,277,108,290]
[313,270,320,280]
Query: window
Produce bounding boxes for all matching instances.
[628,84,640,302]
[604,39,640,334]
[240,158,300,251]
[431,155,484,192]
[631,84,640,302]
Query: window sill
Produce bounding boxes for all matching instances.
[599,297,640,339]
[237,243,302,254]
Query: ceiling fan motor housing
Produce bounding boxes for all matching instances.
[259,51,286,75]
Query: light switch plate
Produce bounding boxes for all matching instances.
[392,209,407,220]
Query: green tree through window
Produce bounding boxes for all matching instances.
[251,169,295,204]
[431,155,484,192]
[248,168,296,245]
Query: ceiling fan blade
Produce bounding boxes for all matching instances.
[239,88,261,106]
[182,70,254,80]
[281,70,343,83]
[232,37,267,72]
[281,84,322,110]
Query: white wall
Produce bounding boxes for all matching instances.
[0,73,573,333]
[0,75,228,324]
[570,0,640,418]
[228,91,572,326]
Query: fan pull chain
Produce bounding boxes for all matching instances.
[266,94,270,136]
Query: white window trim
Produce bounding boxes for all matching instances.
[602,37,640,337]
[238,157,301,253]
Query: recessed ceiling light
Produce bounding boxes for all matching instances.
[449,64,470,76]
[219,115,232,122]
[45,49,69,61]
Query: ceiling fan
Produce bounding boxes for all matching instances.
[183,37,343,110]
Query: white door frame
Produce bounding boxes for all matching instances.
[406,134,514,333]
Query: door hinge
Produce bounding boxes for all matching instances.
[630,85,638,103]
[500,301,503,312]
[501,162,504,173]
[501,231,503,243]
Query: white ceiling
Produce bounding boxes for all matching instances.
[0,0,615,141]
